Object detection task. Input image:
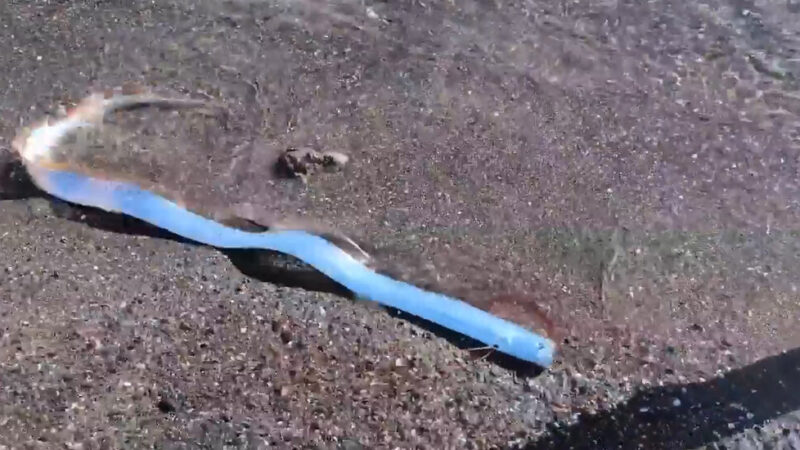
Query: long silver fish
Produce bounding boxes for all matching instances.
[11,85,556,367]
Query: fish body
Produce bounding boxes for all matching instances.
[11,86,556,367]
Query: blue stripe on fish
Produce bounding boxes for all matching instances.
[40,167,556,367]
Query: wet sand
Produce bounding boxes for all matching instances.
[1,0,800,448]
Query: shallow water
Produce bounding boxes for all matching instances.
[2,0,800,447]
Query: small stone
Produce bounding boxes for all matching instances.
[461,410,479,425]
[275,147,349,180]
[365,7,380,20]
[322,151,349,167]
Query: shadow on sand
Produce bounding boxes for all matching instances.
[0,157,544,377]
[525,347,800,449]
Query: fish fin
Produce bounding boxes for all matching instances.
[62,84,223,123]
[216,210,372,265]
[268,219,372,265]
[216,214,271,232]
